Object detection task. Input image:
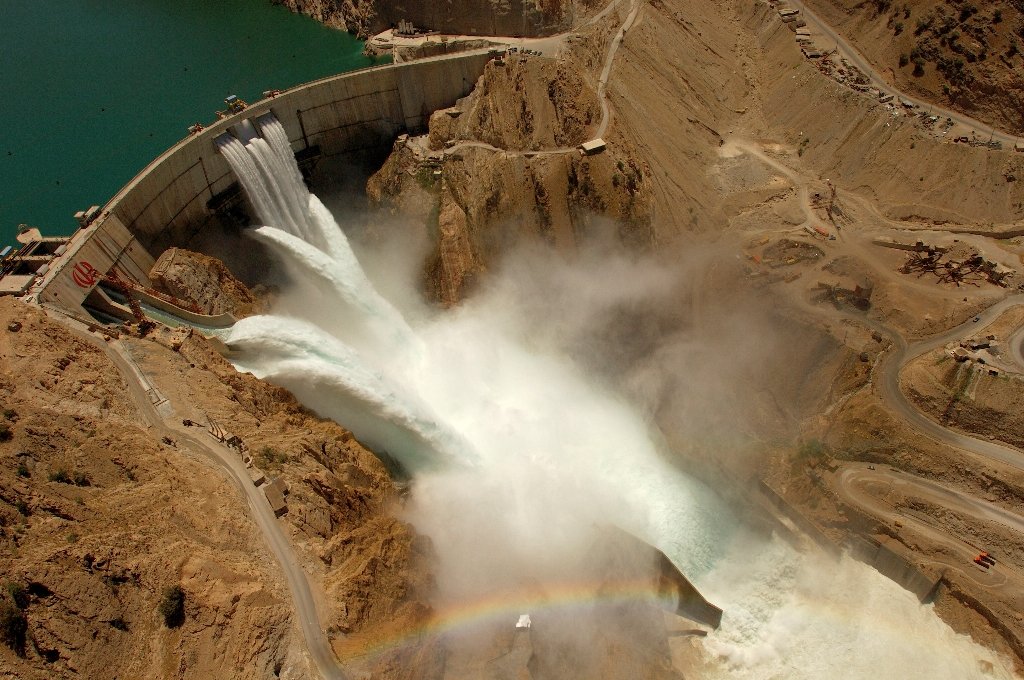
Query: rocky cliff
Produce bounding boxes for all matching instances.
[368,53,653,305]
[274,0,602,38]
[0,296,432,678]
[149,248,264,317]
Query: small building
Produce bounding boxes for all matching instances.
[248,467,266,487]
[901,99,915,109]
[515,614,532,630]
[879,93,894,103]
[265,477,288,517]
[266,477,288,497]
[579,138,607,155]
[1015,142,1024,153]
[74,206,101,228]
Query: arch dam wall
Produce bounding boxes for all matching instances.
[34,50,495,317]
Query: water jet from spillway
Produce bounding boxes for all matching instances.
[216,114,1018,679]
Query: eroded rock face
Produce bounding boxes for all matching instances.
[368,57,653,305]
[0,298,294,678]
[149,248,261,317]
[0,296,435,678]
[274,0,596,39]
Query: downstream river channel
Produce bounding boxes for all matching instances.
[1,0,379,245]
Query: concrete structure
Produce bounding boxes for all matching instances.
[102,50,495,251]
[24,51,495,322]
[265,477,289,517]
[846,535,943,603]
[0,228,73,297]
[33,216,155,314]
[580,138,607,155]
[606,527,723,629]
[248,467,267,487]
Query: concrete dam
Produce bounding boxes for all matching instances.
[29,50,496,319]
[19,47,726,640]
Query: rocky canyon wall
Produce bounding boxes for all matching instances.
[274,0,602,38]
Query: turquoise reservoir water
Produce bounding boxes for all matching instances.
[0,0,382,246]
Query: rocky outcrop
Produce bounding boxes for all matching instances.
[429,56,600,151]
[0,296,434,677]
[0,298,295,678]
[274,0,601,39]
[368,56,653,305]
[149,248,262,317]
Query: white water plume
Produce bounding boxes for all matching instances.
[218,115,1017,678]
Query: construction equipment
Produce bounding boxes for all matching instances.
[225,95,247,112]
[901,249,1013,287]
[104,270,154,335]
[216,95,248,119]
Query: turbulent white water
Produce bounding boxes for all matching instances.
[218,116,1017,679]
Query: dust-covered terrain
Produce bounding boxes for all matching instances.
[5,0,1024,677]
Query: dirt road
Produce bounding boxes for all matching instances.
[784,0,1023,147]
[434,0,640,158]
[835,462,1018,588]
[50,311,347,680]
[874,295,1024,472]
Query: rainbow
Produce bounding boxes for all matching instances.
[338,578,681,663]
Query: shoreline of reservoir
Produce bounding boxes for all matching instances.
[0,0,385,246]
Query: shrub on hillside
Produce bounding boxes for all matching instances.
[0,603,27,655]
[158,585,185,628]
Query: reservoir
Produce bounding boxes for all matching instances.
[0,0,380,246]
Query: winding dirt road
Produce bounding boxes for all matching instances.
[439,0,639,157]
[784,0,1023,147]
[874,295,1024,473]
[835,462,1019,588]
[49,311,347,680]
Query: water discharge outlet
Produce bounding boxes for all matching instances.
[213,113,1019,679]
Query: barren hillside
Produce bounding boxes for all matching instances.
[0,294,432,678]
[802,0,1024,135]
[355,0,1024,668]
[273,0,605,38]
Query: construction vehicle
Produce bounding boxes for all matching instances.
[216,95,248,119]
[225,95,247,112]
[104,270,154,336]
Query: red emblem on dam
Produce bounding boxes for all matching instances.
[71,261,100,288]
